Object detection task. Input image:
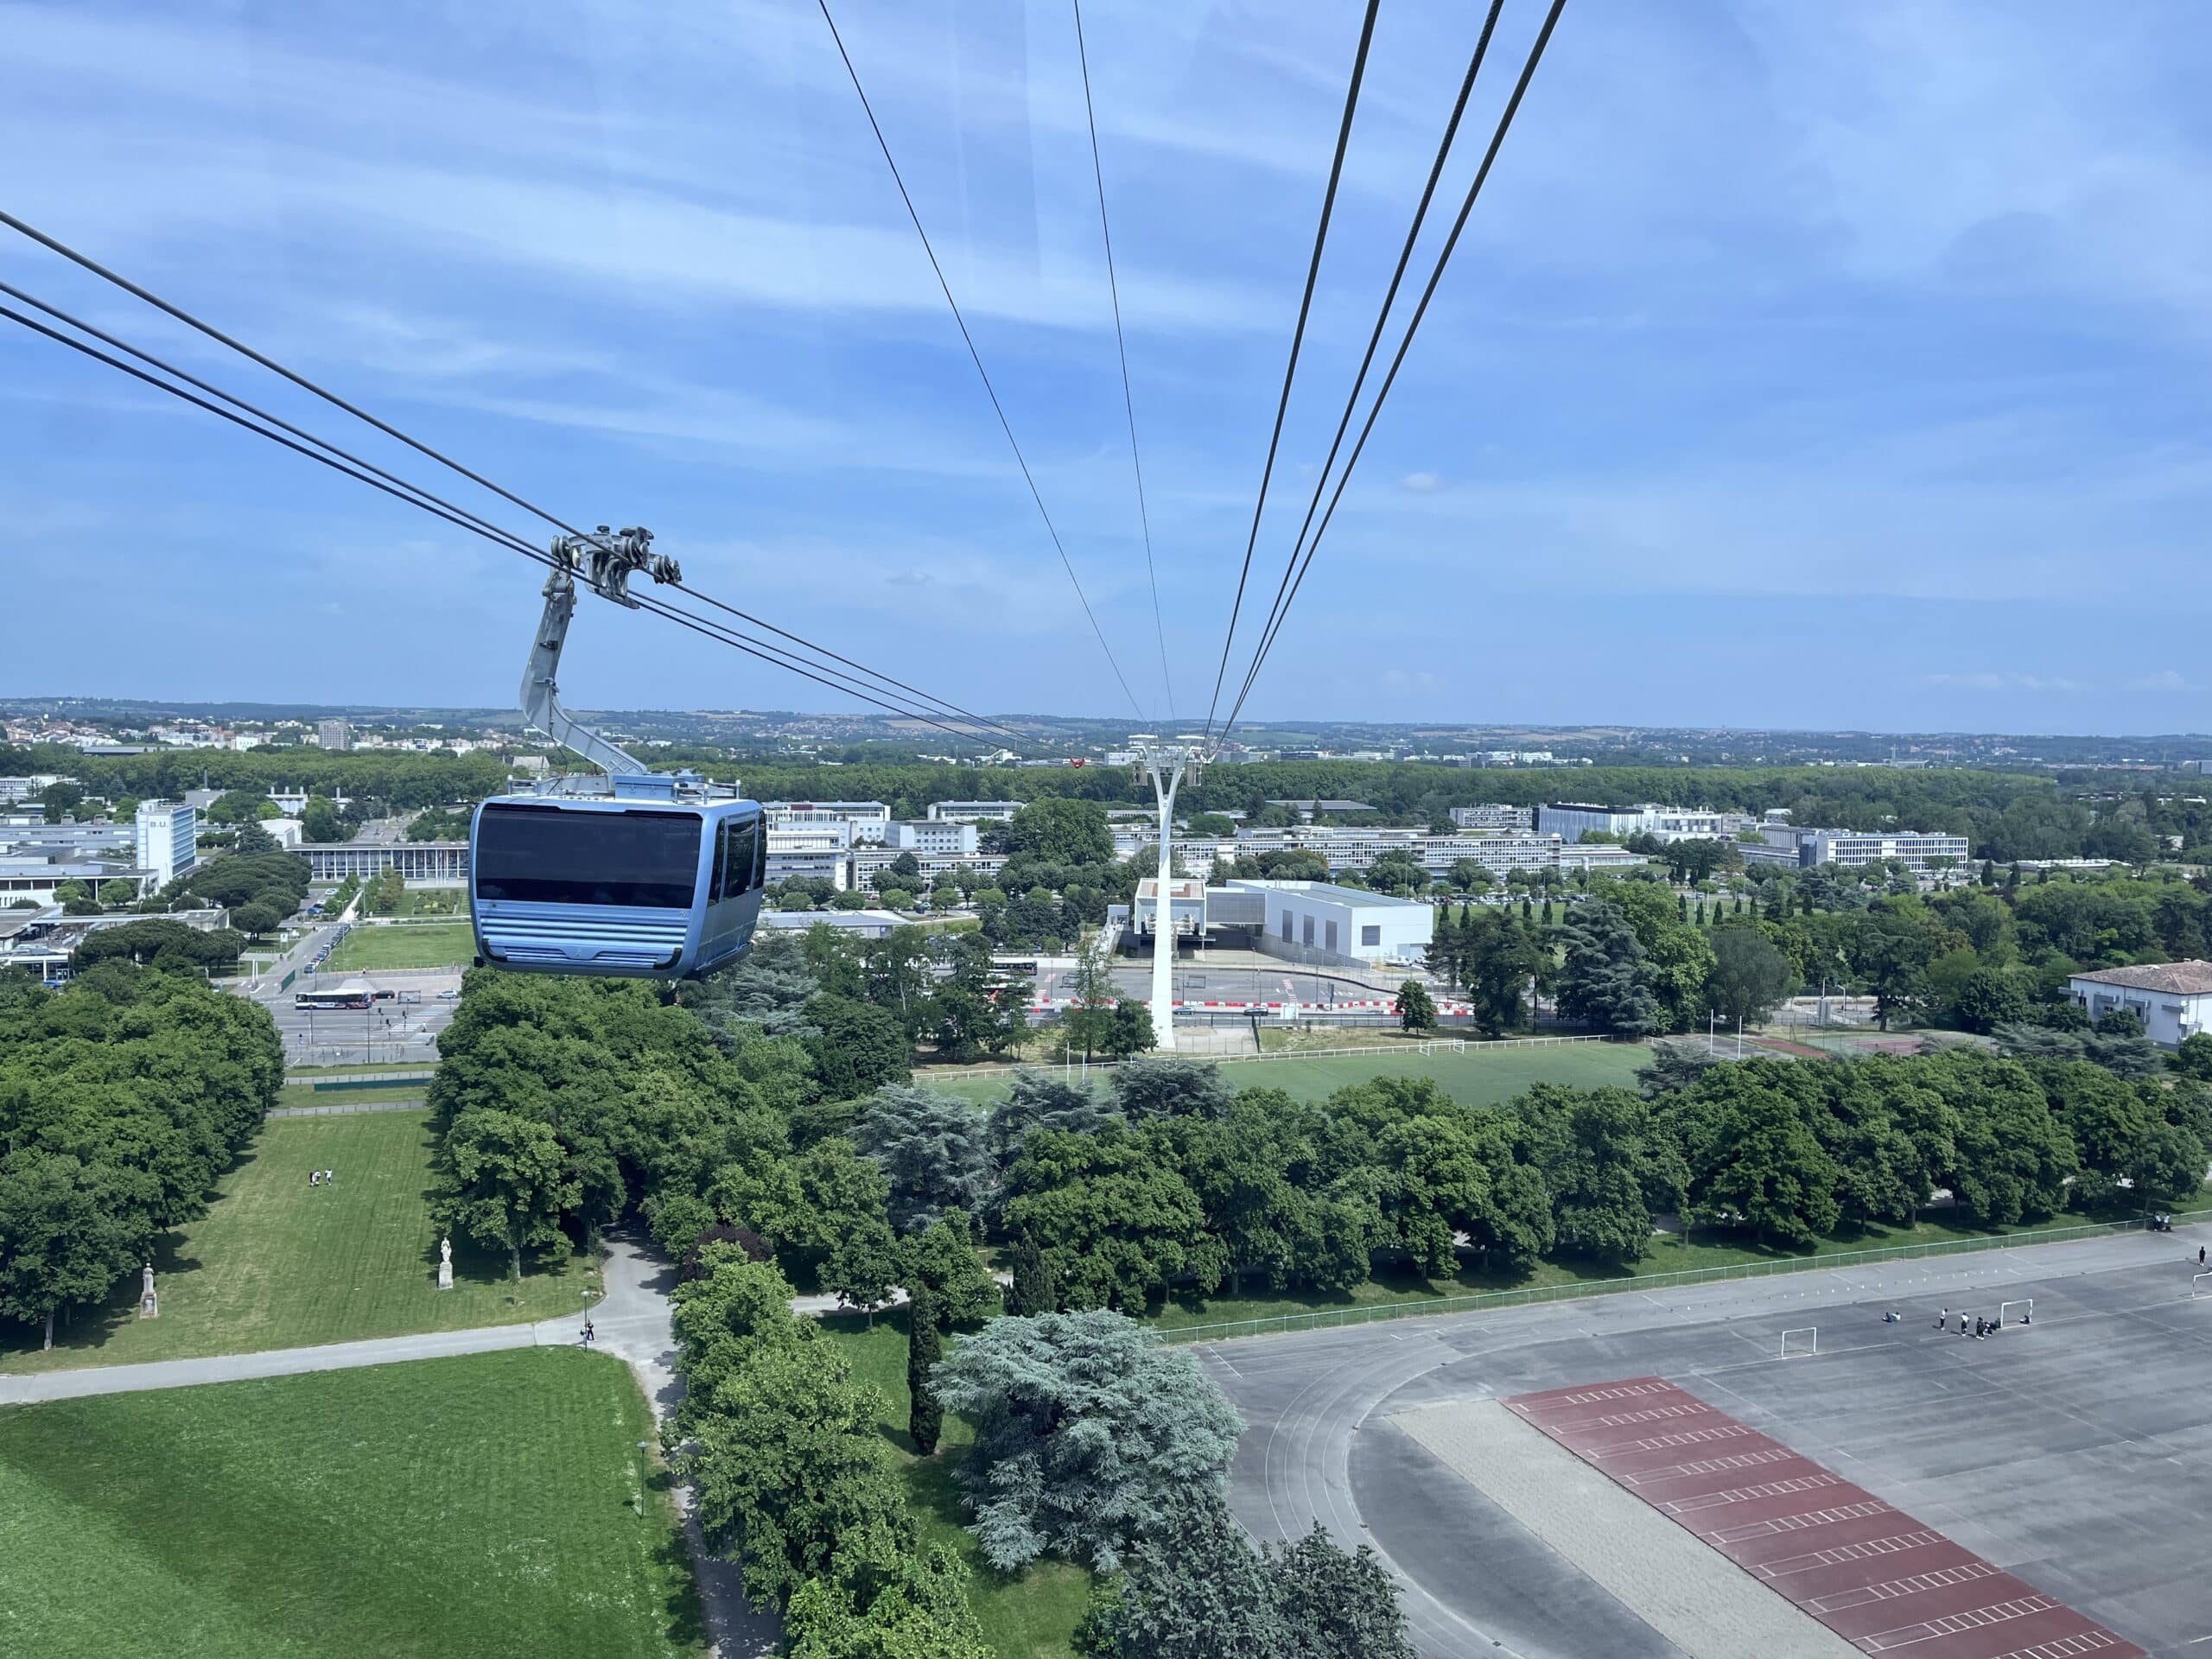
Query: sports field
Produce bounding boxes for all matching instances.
[323,920,474,971]
[1238,1227,2212,1659]
[926,1040,1646,1109]
[0,1110,591,1375]
[0,1348,702,1658]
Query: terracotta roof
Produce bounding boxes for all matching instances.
[2070,960,2212,996]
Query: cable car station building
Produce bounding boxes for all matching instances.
[1121,877,1433,970]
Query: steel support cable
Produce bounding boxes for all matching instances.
[0,302,1004,745]
[816,0,1143,721]
[1071,0,1172,721]
[1230,0,1504,709]
[1220,0,1567,741]
[1200,0,1382,743]
[0,207,595,546]
[0,278,1021,741]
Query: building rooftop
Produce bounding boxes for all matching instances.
[1224,878,1428,908]
[2069,960,2212,996]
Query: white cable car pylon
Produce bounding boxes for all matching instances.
[1128,734,1211,1052]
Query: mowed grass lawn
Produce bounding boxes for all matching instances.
[323,921,474,972]
[928,1040,1647,1109]
[0,1110,593,1375]
[820,1312,1091,1658]
[0,1349,702,1659]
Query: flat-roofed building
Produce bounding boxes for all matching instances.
[928,799,1025,823]
[300,841,467,881]
[884,820,978,855]
[1450,804,1534,831]
[1225,879,1433,967]
[763,801,891,842]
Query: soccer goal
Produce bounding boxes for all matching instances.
[1780,1326,1818,1359]
[2193,1274,2212,1300]
[1999,1300,2032,1328]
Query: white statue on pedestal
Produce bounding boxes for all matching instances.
[138,1261,159,1319]
[437,1236,454,1290]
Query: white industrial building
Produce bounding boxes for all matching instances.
[133,799,198,887]
[2067,961,2212,1049]
[1225,880,1433,966]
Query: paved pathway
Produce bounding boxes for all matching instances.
[0,1234,778,1657]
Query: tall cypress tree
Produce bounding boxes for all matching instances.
[1005,1235,1054,1316]
[907,1282,944,1455]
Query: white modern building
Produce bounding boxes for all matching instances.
[1224,826,1643,880]
[763,801,891,842]
[1798,829,1970,874]
[1129,877,1209,942]
[1537,803,1751,843]
[2067,961,2212,1049]
[300,842,467,881]
[851,845,1005,889]
[1224,879,1433,967]
[1450,804,1534,831]
[758,908,907,939]
[1747,825,1972,874]
[884,819,979,855]
[766,823,853,890]
[134,799,198,887]
[928,799,1026,823]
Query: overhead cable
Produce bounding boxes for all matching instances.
[1201,0,1382,742]
[0,299,1011,747]
[1230,0,1505,720]
[1071,0,1173,721]
[816,0,1145,721]
[1220,0,1567,740]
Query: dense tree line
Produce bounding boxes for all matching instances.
[2,743,512,813]
[0,965,281,1347]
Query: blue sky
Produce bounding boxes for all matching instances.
[5,1,2211,734]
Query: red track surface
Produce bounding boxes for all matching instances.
[1503,1377,2143,1659]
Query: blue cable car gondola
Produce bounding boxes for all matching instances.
[470,792,763,977]
[467,527,764,980]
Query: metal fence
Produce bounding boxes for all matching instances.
[1157,1208,2212,1346]
[918,1033,1619,1083]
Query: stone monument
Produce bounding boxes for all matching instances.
[437,1236,454,1291]
[138,1262,158,1319]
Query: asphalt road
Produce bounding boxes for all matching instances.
[1202,1224,2212,1659]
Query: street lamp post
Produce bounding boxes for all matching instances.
[1128,734,1210,1054]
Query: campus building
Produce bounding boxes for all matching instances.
[762,801,891,842]
[883,819,980,855]
[1536,803,1753,843]
[133,799,198,887]
[928,800,1025,823]
[2066,961,2212,1050]
[1450,804,1535,831]
[299,841,468,882]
